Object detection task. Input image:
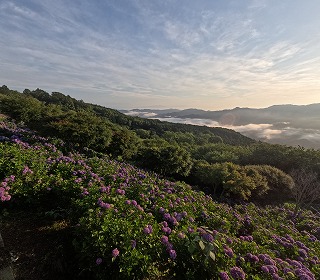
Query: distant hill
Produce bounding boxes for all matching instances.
[0,85,254,147]
[122,104,320,149]
[123,104,320,128]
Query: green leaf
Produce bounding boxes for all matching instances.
[198,240,205,250]
[209,251,215,261]
[194,236,200,242]
[188,243,197,254]
[205,243,215,254]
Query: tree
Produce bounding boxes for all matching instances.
[48,111,113,152]
[192,144,242,164]
[191,160,222,196]
[107,128,140,160]
[0,94,44,123]
[245,165,294,204]
[136,142,193,177]
[289,168,320,214]
[192,162,268,201]
[218,162,259,201]
[158,145,193,177]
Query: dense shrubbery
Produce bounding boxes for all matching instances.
[3,86,320,205]
[1,118,320,279]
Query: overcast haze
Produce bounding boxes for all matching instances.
[1,0,320,110]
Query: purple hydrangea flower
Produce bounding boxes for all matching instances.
[74,177,82,183]
[169,249,177,260]
[224,246,234,258]
[289,260,303,269]
[131,200,138,206]
[298,249,308,259]
[163,213,171,220]
[22,166,33,175]
[285,234,294,243]
[262,265,278,274]
[161,235,169,244]
[226,237,233,244]
[203,233,214,243]
[246,253,259,263]
[136,205,144,211]
[283,267,292,275]
[116,188,125,195]
[162,226,172,235]
[130,240,137,248]
[96,258,103,265]
[176,213,183,222]
[143,225,153,234]
[188,227,194,233]
[264,258,276,266]
[219,272,230,280]
[100,186,108,193]
[112,248,120,258]
[230,267,246,280]
[166,242,173,250]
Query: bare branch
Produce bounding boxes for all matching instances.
[289,168,320,212]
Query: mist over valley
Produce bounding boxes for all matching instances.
[123,103,320,149]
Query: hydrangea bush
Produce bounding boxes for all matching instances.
[1,119,319,279]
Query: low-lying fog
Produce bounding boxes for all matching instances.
[124,109,320,149]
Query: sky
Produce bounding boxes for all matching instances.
[1,0,320,110]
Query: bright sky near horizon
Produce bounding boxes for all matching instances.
[1,0,320,110]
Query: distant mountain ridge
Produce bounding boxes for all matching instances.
[121,103,320,149]
[122,103,320,129]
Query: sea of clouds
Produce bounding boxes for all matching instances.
[124,110,320,149]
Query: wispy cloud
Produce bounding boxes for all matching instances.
[1,1,320,109]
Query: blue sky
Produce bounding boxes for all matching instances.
[1,0,320,110]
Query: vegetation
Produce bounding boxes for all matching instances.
[289,169,320,214]
[1,85,320,279]
[0,117,319,279]
[1,85,320,206]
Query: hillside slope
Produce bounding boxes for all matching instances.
[0,117,319,279]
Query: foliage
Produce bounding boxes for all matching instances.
[240,143,320,175]
[2,85,320,207]
[0,92,44,123]
[192,161,269,201]
[106,128,140,160]
[192,143,248,164]
[136,141,193,177]
[1,119,320,280]
[245,165,295,204]
[47,110,114,152]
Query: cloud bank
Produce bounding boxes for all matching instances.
[124,110,320,149]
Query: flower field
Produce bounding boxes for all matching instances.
[1,118,319,279]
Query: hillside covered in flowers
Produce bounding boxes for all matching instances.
[1,115,319,279]
[2,85,320,208]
